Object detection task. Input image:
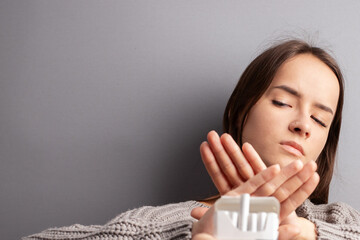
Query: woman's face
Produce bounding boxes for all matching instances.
[242,53,340,167]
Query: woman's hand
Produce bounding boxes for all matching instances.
[192,162,318,239]
[200,131,266,195]
[192,233,216,240]
[199,131,319,239]
[191,164,281,237]
[201,131,319,220]
[252,158,319,222]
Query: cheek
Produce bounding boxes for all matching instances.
[311,132,329,161]
[242,111,261,143]
[242,106,277,144]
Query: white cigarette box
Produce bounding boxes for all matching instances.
[214,194,279,240]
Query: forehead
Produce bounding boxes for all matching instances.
[267,54,340,110]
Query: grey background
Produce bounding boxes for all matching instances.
[1,1,360,239]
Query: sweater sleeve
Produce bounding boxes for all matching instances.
[296,199,360,240]
[22,201,205,240]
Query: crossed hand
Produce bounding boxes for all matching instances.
[191,131,319,240]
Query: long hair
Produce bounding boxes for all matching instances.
[223,39,344,204]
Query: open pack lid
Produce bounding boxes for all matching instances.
[214,195,280,214]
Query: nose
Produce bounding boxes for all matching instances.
[289,118,311,138]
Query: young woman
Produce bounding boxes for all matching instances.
[23,39,360,240]
[192,40,360,240]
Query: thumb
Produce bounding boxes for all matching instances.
[278,224,300,240]
[192,233,217,240]
[191,207,209,220]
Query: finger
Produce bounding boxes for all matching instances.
[279,172,320,221]
[242,142,267,174]
[200,141,232,195]
[191,207,209,220]
[273,160,317,203]
[252,160,304,197]
[220,133,255,180]
[278,224,300,240]
[191,207,215,236]
[192,233,217,240]
[207,131,243,187]
[227,164,281,196]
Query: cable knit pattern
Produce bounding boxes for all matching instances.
[296,199,360,240]
[23,199,360,240]
[22,201,206,240]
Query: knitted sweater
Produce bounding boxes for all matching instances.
[23,199,360,240]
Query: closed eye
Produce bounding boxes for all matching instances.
[272,100,291,107]
[311,116,327,127]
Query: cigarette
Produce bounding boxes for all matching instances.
[258,212,267,231]
[248,213,257,232]
[231,211,238,227]
[237,193,250,231]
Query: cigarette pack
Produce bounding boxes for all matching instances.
[214,194,279,240]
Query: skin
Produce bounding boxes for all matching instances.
[192,159,319,239]
[192,54,340,240]
[242,53,340,167]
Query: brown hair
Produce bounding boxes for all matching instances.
[223,39,344,204]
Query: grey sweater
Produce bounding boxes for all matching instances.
[23,199,360,240]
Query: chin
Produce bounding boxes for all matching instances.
[264,156,294,168]
[279,160,293,168]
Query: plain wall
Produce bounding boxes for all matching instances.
[1,1,360,239]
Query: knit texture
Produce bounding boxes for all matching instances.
[296,199,360,240]
[23,199,360,240]
[22,201,206,240]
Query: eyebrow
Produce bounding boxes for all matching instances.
[272,85,334,115]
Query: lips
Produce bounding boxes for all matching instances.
[280,141,305,157]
